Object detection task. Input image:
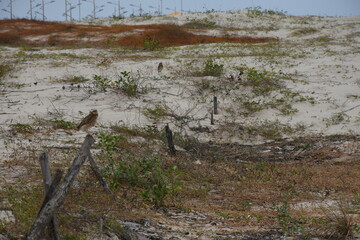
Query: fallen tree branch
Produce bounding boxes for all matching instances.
[26,135,95,240]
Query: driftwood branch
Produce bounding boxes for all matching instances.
[27,135,95,240]
[86,149,114,196]
[39,169,63,240]
[39,152,61,240]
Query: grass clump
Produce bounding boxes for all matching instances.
[316,202,357,239]
[110,123,159,139]
[0,62,14,81]
[10,123,34,134]
[49,119,76,130]
[144,104,169,121]
[324,112,349,127]
[244,120,294,139]
[59,75,90,84]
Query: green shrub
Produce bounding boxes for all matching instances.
[93,74,112,92]
[105,155,183,207]
[98,133,124,156]
[115,71,138,96]
[90,72,141,96]
[203,58,224,77]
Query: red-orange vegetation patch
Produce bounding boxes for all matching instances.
[0,19,276,48]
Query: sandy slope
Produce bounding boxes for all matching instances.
[1,10,360,239]
[1,12,359,146]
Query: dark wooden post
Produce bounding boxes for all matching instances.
[39,153,52,190]
[27,135,95,240]
[210,111,214,125]
[165,124,176,155]
[213,96,218,115]
[39,153,61,240]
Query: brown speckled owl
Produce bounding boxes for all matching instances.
[158,62,163,73]
[77,110,98,133]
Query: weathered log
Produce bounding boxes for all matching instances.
[27,135,95,240]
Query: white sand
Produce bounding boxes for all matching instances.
[0,11,359,156]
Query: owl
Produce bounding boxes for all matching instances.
[158,62,163,73]
[77,110,98,133]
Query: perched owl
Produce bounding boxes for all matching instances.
[158,62,163,73]
[77,110,98,133]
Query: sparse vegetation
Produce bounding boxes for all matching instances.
[241,67,284,95]
[142,38,161,50]
[291,27,318,36]
[183,18,216,29]
[1,10,360,240]
[246,6,287,18]
[324,112,349,126]
[58,75,90,84]
[1,185,43,234]
[275,201,309,237]
[110,123,160,139]
[244,120,294,139]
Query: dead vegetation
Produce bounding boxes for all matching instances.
[0,19,276,48]
[1,127,360,239]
